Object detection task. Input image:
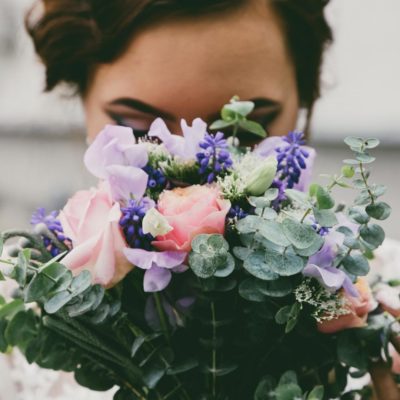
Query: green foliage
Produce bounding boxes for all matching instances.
[189,234,235,278]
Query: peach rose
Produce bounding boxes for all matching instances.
[152,185,231,252]
[318,278,375,334]
[59,181,132,287]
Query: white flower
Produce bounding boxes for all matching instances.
[244,156,277,196]
[142,208,173,237]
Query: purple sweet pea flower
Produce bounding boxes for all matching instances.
[106,165,148,201]
[84,124,148,177]
[148,117,207,160]
[303,228,359,297]
[254,135,316,191]
[123,248,187,292]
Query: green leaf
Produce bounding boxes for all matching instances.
[343,159,360,165]
[282,218,321,250]
[238,119,267,138]
[360,224,385,248]
[344,137,364,149]
[233,246,252,261]
[315,185,335,209]
[337,331,368,369]
[264,249,305,276]
[70,270,92,295]
[294,235,324,257]
[313,208,338,228]
[214,254,235,277]
[275,306,292,324]
[365,138,380,149]
[0,319,8,352]
[224,100,255,117]
[189,253,216,278]
[275,383,302,400]
[366,202,391,220]
[279,370,298,385]
[209,119,234,130]
[348,206,370,224]
[254,376,276,400]
[75,364,115,391]
[44,290,74,314]
[258,278,293,297]
[264,188,279,201]
[238,278,266,302]
[0,271,5,281]
[0,299,24,320]
[0,235,4,256]
[258,221,291,247]
[13,249,30,286]
[342,254,369,276]
[285,189,310,206]
[307,386,324,400]
[167,358,198,375]
[355,152,375,164]
[243,251,279,281]
[5,310,37,350]
[236,215,261,234]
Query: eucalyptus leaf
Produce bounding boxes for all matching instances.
[258,278,293,297]
[344,137,364,149]
[348,207,370,224]
[275,383,302,400]
[259,221,291,247]
[243,251,279,281]
[282,218,321,250]
[5,310,37,349]
[189,253,216,279]
[307,386,324,400]
[342,254,369,276]
[360,224,385,248]
[233,246,252,261]
[238,120,266,138]
[44,290,73,314]
[224,100,254,117]
[236,215,261,234]
[238,278,266,302]
[285,189,310,206]
[265,249,305,276]
[315,185,335,209]
[313,207,338,228]
[366,202,391,220]
[209,119,233,130]
[214,254,235,277]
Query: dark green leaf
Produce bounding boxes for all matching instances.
[307,385,324,400]
[366,202,391,220]
[348,207,370,224]
[316,185,335,209]
[275,383,302,400]
[258,278,293,298]
[5,310,37,349]
[279,370,298,385]
[167,358,198,375]
[254,375,276,400]
[342,254,369,276]
[209,119,233,130]
[75,364,115,391]
[238,120,267,138]
[0,299,24,320]
[275,306,292,324]
[337,331,368,369]
[0,319,8,352]
[238,278,266,302]
[360,224,385,248]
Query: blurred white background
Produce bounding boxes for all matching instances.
[0,0,399,239]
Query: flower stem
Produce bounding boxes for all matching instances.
[153,292,171,346]
[211,301,217,398]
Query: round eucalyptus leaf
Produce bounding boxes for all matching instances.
[285,189,310,207]
[258,278,293,298]
[233,246,252,261]
[342,254,369,276]
[313,208,338,228]
[259,221,291,247]
[360,224,385,248]
[44,291,74,314]
[355,152,375,164]
[315,185,335,209]
[189,253,217,278]
[365,138,380,149]
[265,250,305,276]
[243,251,279,281]
[366,202,391,220]
[294,235,324,257]
[344,137,364,149]
[224,100,255,117]
[214,254,235,277]
[348,206,370,224]
[264,188,279,201]
[236,215,261,234]
[282,219,321,250]
[238,278,266,302]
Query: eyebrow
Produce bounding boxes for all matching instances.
[107,96,281,122]
[108,98,176,121]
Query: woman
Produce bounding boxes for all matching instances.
[1,0,397,398]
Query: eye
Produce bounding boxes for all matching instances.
[109,113,150,138]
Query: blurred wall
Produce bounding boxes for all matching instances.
[0,0,399,239]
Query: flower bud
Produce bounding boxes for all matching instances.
[142,208,173,237]
[245,156,277,196]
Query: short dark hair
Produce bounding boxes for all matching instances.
[27,0,332,112]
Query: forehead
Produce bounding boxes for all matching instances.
[91,1,295,119]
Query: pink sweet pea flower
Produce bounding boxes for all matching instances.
[148,118,207,160]
[151,185,231,253]
[59,181,132,287]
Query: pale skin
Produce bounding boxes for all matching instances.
[83,0,299,144]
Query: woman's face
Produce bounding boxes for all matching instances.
[83,0,299,145]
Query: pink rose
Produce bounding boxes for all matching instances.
[152,185,231,253]
[59,181,132,287]
[318,278,375,334]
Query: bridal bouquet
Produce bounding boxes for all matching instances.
[0,98,396,399]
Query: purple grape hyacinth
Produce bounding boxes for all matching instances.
[275,131,310,189]
[30,208,70,257]
[143,165,167,191]
[120,197,155,250]
[196,132,233,184]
